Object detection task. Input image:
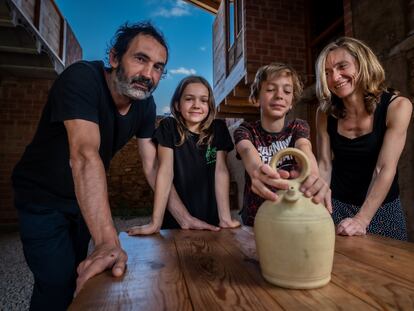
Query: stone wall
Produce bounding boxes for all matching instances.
[351,0,414,240]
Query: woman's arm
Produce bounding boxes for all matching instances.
[295,137,332,213]
[337,96,412,236]
[215,151,240,228]
[128,145,174,235]
[316,108,333,185]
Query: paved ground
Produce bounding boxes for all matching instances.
[0,217,150,311]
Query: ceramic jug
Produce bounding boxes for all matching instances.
[254,147,335,289]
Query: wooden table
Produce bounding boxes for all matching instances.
[69,227,414,310]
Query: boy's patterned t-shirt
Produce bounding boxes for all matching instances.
[233,119,310,226]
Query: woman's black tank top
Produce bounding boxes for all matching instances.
[327,91,399,205]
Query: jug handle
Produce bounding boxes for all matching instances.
[269,147,310,184]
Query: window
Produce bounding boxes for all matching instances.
[226,0,243,73]
[226,0,242,51]
[228,1,235,48]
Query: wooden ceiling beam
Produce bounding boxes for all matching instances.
[225,96,252,107]
[218,103,259,115]
[184,0,220,15]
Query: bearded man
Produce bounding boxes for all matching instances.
[11,22,168,310]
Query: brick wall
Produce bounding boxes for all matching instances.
[244,0,307,82]
[107,138,153,212]
[0,77,53,224]
[351,0,414,241]
[0,77,154,225]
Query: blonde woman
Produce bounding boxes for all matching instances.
[315,37,412,240]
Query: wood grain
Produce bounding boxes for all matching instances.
[334,235,414,283]
[171,230,284,310]
[69,232,192,311]
[69,228,414,311]
[220,228,378,310]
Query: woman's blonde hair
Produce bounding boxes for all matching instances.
[250,62,303,105]
[315,37,386,118]
[170,75,216,146]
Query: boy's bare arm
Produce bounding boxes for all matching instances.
[236,139,289,201]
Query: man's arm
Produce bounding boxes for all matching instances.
[65,119,127,296]
[137,138,220,231]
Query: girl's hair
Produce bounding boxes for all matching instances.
[315,36,386,118]
[170,75,216,146]
[250,62,303,105]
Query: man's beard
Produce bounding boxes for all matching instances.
[114,65,155,100]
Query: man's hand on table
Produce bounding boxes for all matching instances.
[75,242,127,296]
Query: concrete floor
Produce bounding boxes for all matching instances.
[0,231,32,311]
[0,217,150,311]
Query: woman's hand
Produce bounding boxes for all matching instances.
[336,216,368,236]
[299,173,332,213]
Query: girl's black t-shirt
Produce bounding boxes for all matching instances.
[153,117,234,228]
[12,61,156,205]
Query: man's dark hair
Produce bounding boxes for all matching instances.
[108,21,169,65]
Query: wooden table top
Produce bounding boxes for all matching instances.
[69,227,414,311]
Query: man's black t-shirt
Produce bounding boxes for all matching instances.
[153,117,234,229]
[12,61,156,205]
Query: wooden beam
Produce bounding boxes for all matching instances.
[218,103,259,115]
[0,50,63,77]
[0,26,40,54]
[184,0,219,15]
[225,96,252,107]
